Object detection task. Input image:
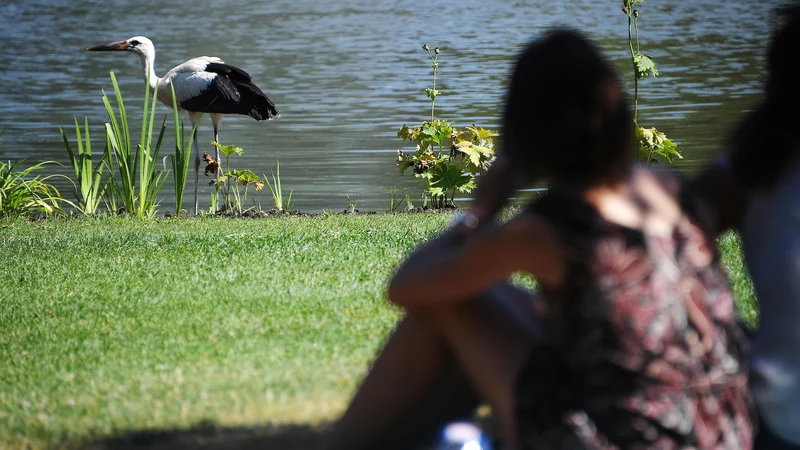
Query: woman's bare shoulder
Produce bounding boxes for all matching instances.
[634,164,681,197]
[505,208,566,287]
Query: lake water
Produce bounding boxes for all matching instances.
[0,0,783,212]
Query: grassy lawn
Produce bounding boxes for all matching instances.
[0,213,757,449]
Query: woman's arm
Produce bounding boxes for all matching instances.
[387,213,563,309]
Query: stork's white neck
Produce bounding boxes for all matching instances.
[137,47,160,92]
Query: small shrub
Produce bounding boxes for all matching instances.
[210,142,264,216]
[395,44,497,208]
[0,159,70,217]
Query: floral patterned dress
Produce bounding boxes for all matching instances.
[515,187,754,449]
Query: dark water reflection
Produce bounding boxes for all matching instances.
[0,0,783,212]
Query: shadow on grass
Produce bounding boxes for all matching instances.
[80,415,499,450]
[83,420,334,450]
[77,408,499,449]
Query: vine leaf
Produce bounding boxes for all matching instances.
[421,125,438,137]
[454,141,493,173]
[397,124,416,141]
[456,178,477,193]
[425,88,441,101]
[634,53,659,79]
[416,153,438,178]
[229,169,259,186]
[211,141,243,157]
[421,120,452,147]
[396,149,415,174]
[429,162,473,195]
[637,126,681,162]
[465,126,499,143]
[418,153,437,165]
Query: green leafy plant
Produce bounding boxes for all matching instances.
[101,72,168,218]
[264,160,293,212]
[397,124,497,207]
[622,1,682,163]
[59,118,109,216]
[211,141,264,216]
[395,44,497,208]
[0,160,70,217]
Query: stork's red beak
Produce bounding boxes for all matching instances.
[86,40,129,51]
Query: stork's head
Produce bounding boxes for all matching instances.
[87,36,154,57]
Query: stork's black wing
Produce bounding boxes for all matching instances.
[179,62,280,120]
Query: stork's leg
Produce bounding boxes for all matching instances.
[211,114,223,179]
[190,112,203,216]
[211,114,224,213]
[193,127,200,216]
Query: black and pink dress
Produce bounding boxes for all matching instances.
[515,187,754,449]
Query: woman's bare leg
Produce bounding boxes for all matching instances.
[426,283,543,450]
[325,283,542,450]
[325,313,479,450]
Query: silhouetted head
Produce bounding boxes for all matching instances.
[728,4,800,192]
[766,3,800,100]
[501,28,633,188]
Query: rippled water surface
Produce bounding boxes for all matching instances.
[0,0,783,211]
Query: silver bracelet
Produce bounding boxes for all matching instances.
[451,211,480,232]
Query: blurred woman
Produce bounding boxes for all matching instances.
[327,28,753,450]
[684,5,800,449]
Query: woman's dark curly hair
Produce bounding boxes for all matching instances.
[501,28,634,187]
[729,3,800,191]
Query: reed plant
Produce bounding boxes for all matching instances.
[167,84,197,215]
[60,118,109,215]
[264,160,293,212]
[101,72,167,218]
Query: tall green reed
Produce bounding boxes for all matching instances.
[167,84,197,215]
[101,72,167,218]
[59,118,108,215]
[264,160,292,212]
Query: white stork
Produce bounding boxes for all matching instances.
[86,36,280,215]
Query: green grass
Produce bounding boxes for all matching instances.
[0,214,757,449]
[719,231,759,328]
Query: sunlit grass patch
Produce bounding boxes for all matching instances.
[0,213,756,448]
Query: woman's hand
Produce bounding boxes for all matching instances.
[465,154,528,225]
